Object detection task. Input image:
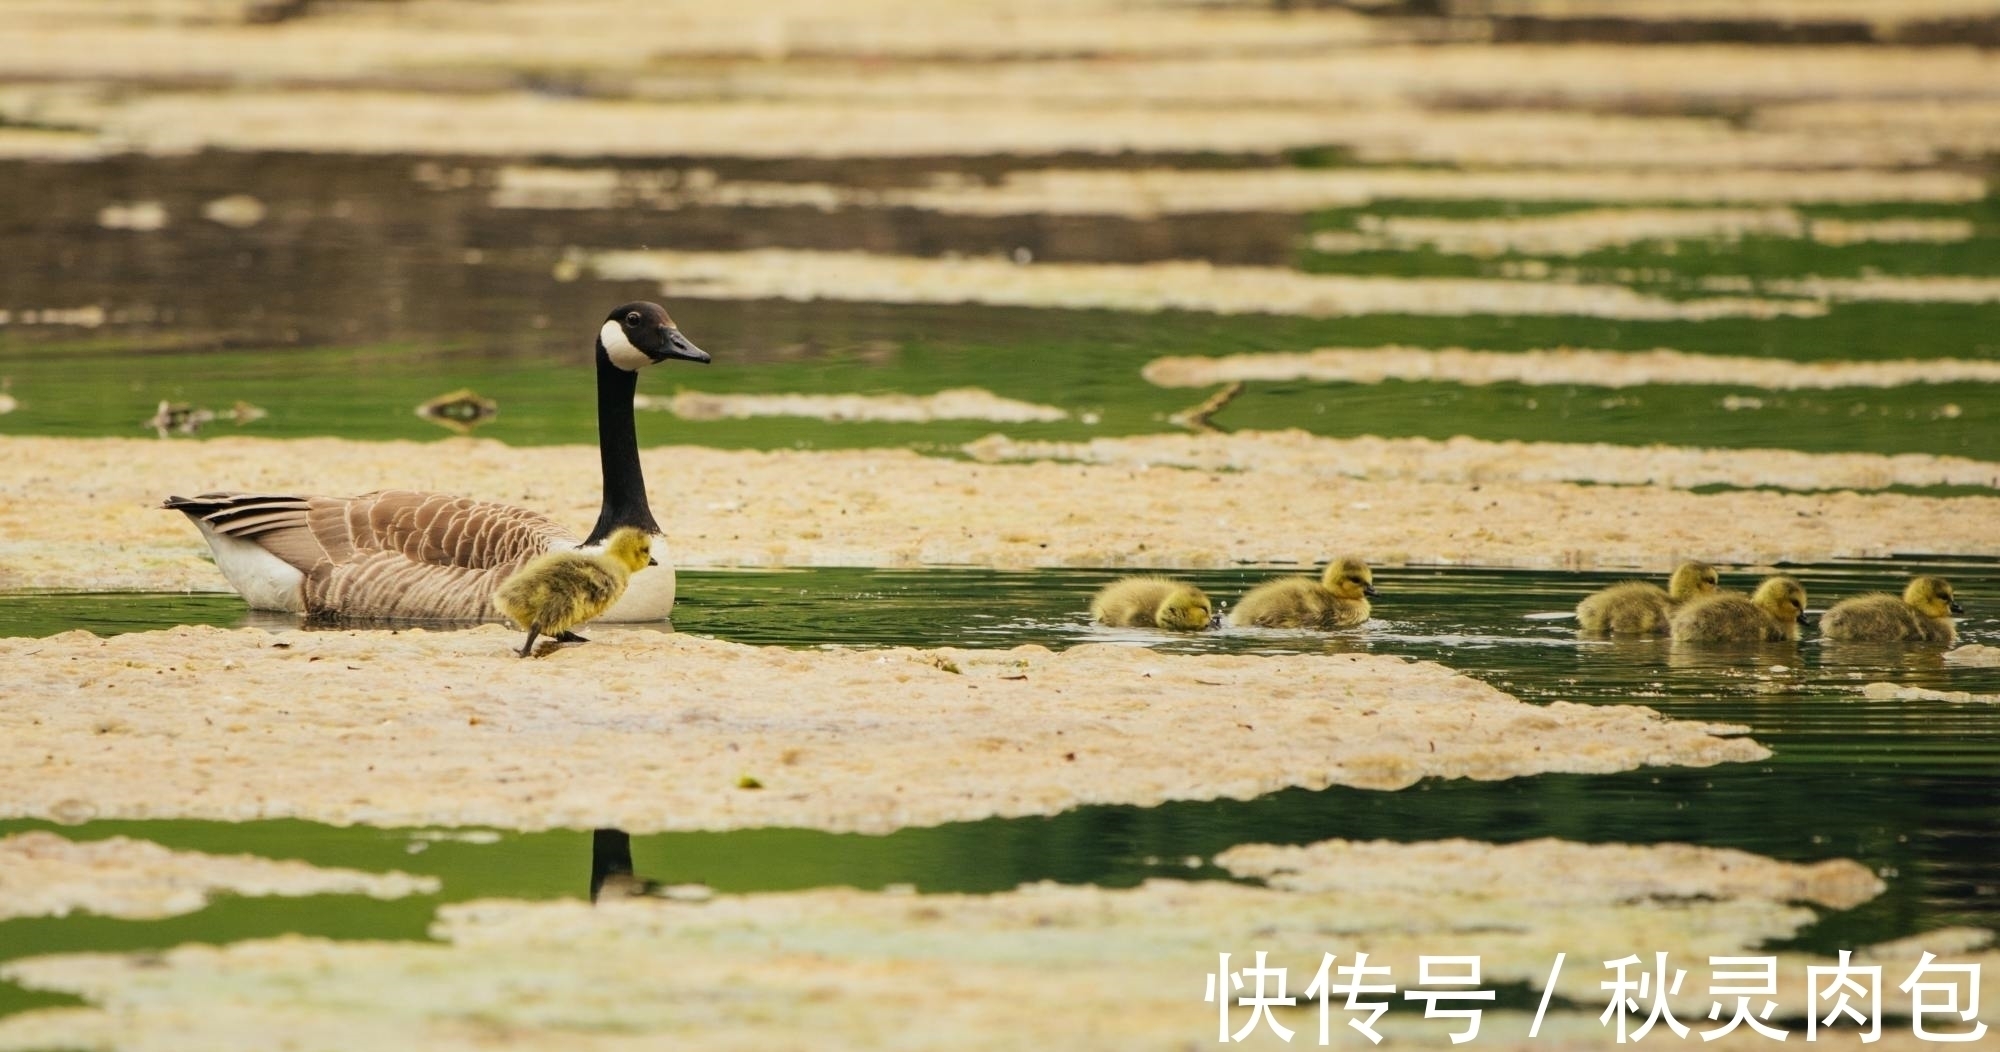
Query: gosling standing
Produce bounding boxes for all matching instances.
[1821,576,1962,643]
[493,527,654,657]
[1090,576,1214,631]
[1669,576,1808,643]
[1576,560,1719,635]
[1227,557,1376,630]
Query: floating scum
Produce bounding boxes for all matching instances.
[1140,347,2000,392]
[488,165,1988,216]
[0,831,436,922]
[5,435,2000,591]
[1946,644,2000,667]
[618,44,2000,110]
[0,625,1766,833]
[0,0,1391,78]
[1860,682,2000,705]
[0,837,1987,1051]
[586,249,1820,321]
[5,90,1988,171]
[1310,209,1975,258]
[963,431,2000,493]
[636,387,1069,424]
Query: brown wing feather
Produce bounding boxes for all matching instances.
[163,490,578,619]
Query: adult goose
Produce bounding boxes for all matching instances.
[163,302,709,622]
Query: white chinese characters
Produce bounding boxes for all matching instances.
[1203,950,1986,1044]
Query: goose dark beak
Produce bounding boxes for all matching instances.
[657,328,710,364]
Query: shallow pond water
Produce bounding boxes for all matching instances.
[5,301,1998,461]
[3,154,1998,460]
[1,560,1995,1018]
[1,144,1997,1031]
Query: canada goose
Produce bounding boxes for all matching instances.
[1576,560,1719,635]
[1090,576,1214,631]
[163,302,708,621]
[1227,557,1376,629]
[1669,576,1809,643]
[1821,576,1962,644]
[493,527,652,657]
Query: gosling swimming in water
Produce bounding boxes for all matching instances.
[1089,576,1214,631]
[1576,560,1719,636]
[1669,576,1808,643]
[1820,576,1961,644]
[493,527,654,657]
[1227,557,1376,630]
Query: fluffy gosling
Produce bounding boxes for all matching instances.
[1089,576,1214,631]
[1576,560,1719,636]
[1669,576,1808,643]
[493,527,654,657]
[1227,557,1376,630]
[1820,576,1962,644]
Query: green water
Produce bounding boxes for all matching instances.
[6,301,1998,460]
[1,151,1996,1025]
[1,561,1995,1017]
[2,154,1997,460]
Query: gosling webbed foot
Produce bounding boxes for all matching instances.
[554,630,590,644]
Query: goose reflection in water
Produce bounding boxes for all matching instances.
[590,828,712,904]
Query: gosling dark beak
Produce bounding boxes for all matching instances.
[648,557,660,567]
[1363,584,1379,598]
[655,328,710,364]
[1798,612,1812,626]
[1949,600,1964,614]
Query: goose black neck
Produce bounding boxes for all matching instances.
[585,353,659,545]
[589,828,634,902]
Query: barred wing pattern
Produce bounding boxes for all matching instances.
[163,490,579,620]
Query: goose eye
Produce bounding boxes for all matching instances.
[625,311,642,326]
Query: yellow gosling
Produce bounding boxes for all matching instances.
[1089,576,1214,631]
[1576,560,1719,636]
[1227,556,1376,630]
[493,527,654,657]
[1669,576,1808,643]
[1821,576,1962,644]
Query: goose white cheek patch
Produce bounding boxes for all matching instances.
[600,320,653,370]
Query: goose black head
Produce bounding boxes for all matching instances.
[598,301,710,371]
